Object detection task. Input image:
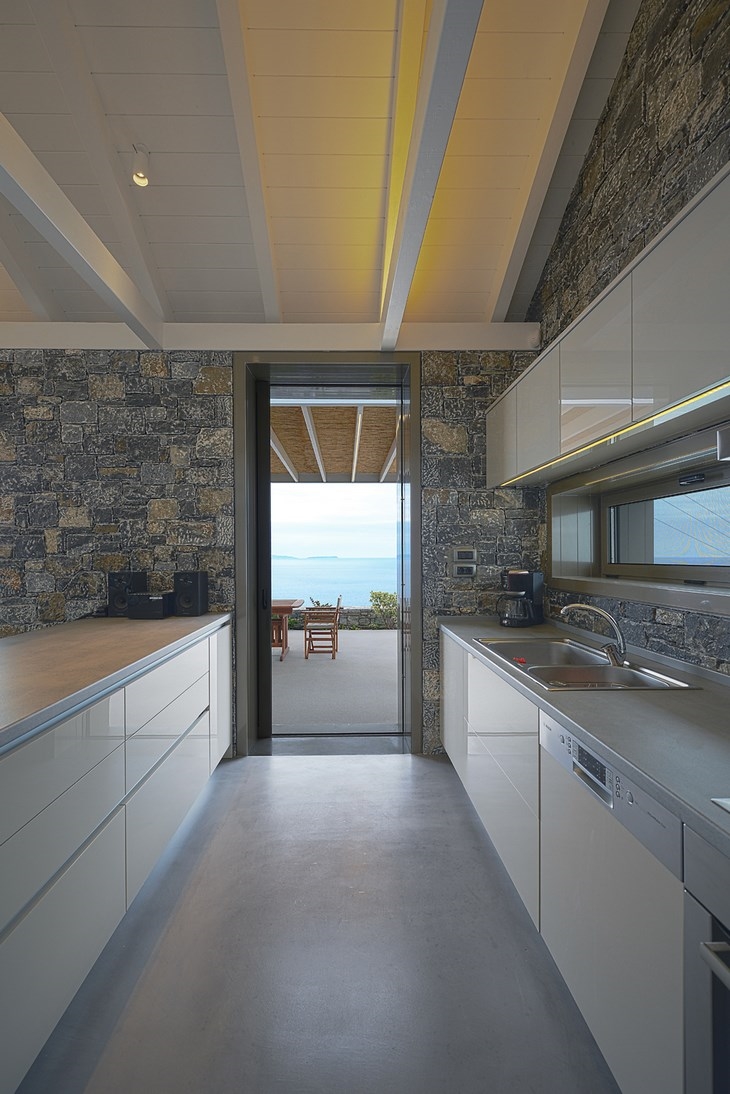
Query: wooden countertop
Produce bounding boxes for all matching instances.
[0,614,231,751]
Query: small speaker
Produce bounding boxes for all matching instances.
[127,591,175,619]
[174,571,209,616]
[107,571,147,617]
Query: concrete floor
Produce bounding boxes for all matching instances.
[19,756,619,1094]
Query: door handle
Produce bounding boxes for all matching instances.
[262,590,269,610]
[699,941,730,992]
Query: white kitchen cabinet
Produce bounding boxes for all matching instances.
[440,632,468,778]
[560,275,632,451]
[0,810,126,1094]
[516,347,560,473]
[467,657,538,736]
[125,673,209,792]
[209,623,232,769]
[0,691,124,846]
[466,657,540,925]
[632,172,730,419]
[126,712,210,905]
[486,385,517,488]
[125,639,208,735]
[540,735,683,1094]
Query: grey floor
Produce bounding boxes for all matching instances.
[19,756,619,1094]
[272,629,398,734]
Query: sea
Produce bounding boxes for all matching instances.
[271,556,398,608]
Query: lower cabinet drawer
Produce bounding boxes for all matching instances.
[125,674,209,792]
[0,692,125,846]
[126,719,210,905]
[126,640,208,735]
[0,745,125,933]
[0,810,126,1094]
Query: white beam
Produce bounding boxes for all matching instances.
[379,432,399,482]
[351,405,364,483]
[0,115,163,348]
[302,406,327,483]
[0,196,65,320]
[216,0,281,322]
[0,319,540,351]
[27,0,171,322]
[489,0,610,321]
[380,0,484,351]
[270,428,299,482]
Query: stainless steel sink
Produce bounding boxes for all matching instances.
[477,638,611,668]
[526,664,692,690]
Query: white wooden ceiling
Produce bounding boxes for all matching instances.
[0,0,636,352]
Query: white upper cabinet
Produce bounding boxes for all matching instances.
[560,276,632,452]
[486,385,517,488]
[516,346,560,472]
[632,173,730,419]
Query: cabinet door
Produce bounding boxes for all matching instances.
[516,347,560,473]
[440,633,467,778]
[209,626,232,769]
[560,276,632,452]
[126,639,208,735]
[632,174,730,419]
[486,386,517,487]
[467,658,538,736]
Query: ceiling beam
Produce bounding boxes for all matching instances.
[0,114,163,348]
[270,428,299,482]
[489,0,610,322]
[302,406,327,483]
[351,405,365,483]
[379,422,400,482]
[27,0,171,322]
[0,195,65,320]
[380,0,484,351]
[216,0,282,322]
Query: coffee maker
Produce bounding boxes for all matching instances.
[496,569,544,627]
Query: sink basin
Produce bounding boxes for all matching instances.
[526,664,692,690]
[478,638,611,668]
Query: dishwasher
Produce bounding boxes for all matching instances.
[539,713,684,1094]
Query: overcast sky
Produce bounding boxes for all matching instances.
[271,483,399,558]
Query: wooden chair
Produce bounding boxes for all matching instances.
[303,596,342,659]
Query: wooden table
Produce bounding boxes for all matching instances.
[271,599,304,661]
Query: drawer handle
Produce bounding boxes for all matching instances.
[699,941,730,992]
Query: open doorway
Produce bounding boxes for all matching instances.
[269,386,401,738]
[233,353,421,757]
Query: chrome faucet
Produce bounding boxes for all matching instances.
[559,603,627,666]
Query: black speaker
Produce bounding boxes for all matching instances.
[107,571,147,616]
[127,591,175,619]
[174,571,209,616]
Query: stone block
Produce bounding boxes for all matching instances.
[140,352,169,378]
[193,366,232,395]
[89,374,125,401]
[148,498,179,520]
[0,430,16,460]
[38,592,66,622]
[195,427,233,460]
[59,401,97,426]
[140,462,176,485]
[197,487,233,514]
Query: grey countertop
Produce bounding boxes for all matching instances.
[440,615,730,862]
[0,613,232,752]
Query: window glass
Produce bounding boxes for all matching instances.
[609,483,730,566]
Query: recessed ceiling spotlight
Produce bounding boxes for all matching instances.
[132,143,150,187]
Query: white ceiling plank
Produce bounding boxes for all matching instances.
[396,322,540,350]
[302,406,327,483]
[380,0,485,351]
[351,405,364,483]
[0,195,65,320]
[215,0,281,322]
[0,113,163,346]
[489,0,611,322]
[27,0,173,323]
[270,428,299,482]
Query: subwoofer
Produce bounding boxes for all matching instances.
[174,571,209,616]
[107,571,147,616]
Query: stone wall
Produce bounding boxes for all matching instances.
[420,350,542,754]
[529,0,730,344]
[523,0,730,677]
[0,349,234,637]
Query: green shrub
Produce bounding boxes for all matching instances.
[369,590,398,628]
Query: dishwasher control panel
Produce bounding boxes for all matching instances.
[540,713,682,879]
